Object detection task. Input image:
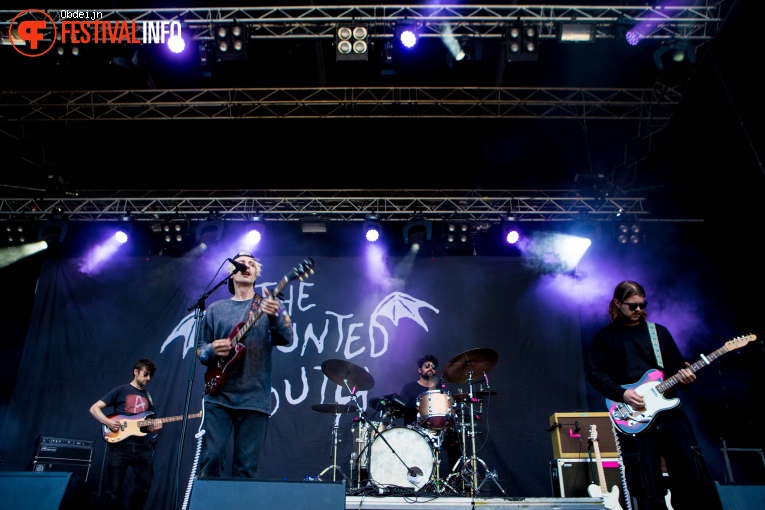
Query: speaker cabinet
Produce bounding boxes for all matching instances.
[189,478,346,510]
[551,458,628,509]
[32,460,91,483]
[549,412,617,459]
[715,482,765,510]
[0,472,83,510]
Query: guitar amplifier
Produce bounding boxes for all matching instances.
[551,458,628,509]
[549,412,617,459]
[33,436,95,463]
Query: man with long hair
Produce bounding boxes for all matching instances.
[586,280,719,510]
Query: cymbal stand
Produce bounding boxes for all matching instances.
[318,414,346,483]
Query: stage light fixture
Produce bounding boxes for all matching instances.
[216,23,248,62]
[336,24,369,61]
[301,221,327,234]
[37,219,68,244]
[505,23,539,62]
[445,221,471,245]
[195,217,224,245]
[363,215,382,243]
[652,40,695,71]
[396,21,421,49]
[403,215,432,245]
[247,218,265,245]
[502,222,521,245]
[558,23,595,43]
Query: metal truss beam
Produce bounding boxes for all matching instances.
[0,3,726,41]
[0,189,648,223]
[0,85,681,121]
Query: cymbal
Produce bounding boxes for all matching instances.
[321,359,375,391]
[442,348,499,384]
[311,403,357,414]
[477,390,497,397]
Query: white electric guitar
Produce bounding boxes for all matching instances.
[587,424,624,510]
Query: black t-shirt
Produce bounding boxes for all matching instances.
[99,383,156,445]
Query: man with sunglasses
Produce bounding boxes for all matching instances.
[399,355,461,482]
[586,281,719,510]
[90,358,162,510]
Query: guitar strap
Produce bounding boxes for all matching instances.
[647,322,664,370]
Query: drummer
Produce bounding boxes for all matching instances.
[399,354,441,424]
[399,354,461,475]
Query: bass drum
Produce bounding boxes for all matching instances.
[368,426,435,490]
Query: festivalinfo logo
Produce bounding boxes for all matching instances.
[9,8,184,57]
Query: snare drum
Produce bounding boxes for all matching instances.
[369,426,435,489]
[417,390,455,430]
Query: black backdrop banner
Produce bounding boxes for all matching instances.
[0,254,587,509]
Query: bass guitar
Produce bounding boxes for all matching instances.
[587,424,623,510]
[103,411,202,443]
[203,257,316,395]
[607,334,756,435]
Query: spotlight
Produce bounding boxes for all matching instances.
[653,40,695,71]
[195,218,224,245]
[502,223,521,245]
[402,215,432,245]
[216,23,248,61]
[336,24,369,61]
[247,220,265,245]
[37,219,68,243]
[396,21,421,49]
[363,215,382,243]
[505,23,538,62]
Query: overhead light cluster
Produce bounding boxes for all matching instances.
[505,23,538,62]
[336,24,369,61]
[215,23,248,61]
[617,223,643,245]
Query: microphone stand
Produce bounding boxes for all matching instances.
[171,274,230,510]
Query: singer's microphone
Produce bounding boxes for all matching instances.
[228,258,248,274]
[546,422,562,432]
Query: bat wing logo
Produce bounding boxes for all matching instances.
[368,292,439,357]
[160,312,198,358]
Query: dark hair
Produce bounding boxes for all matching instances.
[417,354,439,369]
[134,358,157,377]
[609,280,648,322]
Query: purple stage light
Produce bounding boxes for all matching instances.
[505,230,520,245]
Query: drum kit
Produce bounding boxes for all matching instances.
[311,348,506,496]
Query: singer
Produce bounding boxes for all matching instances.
[398,354,461,477]
[196,251,292,479]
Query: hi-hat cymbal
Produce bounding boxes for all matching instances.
[311,403,357,414]
[442,348,499,384]
[452,390,497,402]
[321,359,375,391]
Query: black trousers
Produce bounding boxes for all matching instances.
[618,408,720,510]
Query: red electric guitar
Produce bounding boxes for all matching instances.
[203,258,315,395]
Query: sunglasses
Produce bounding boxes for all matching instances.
[423,363,436,369]
[622,301,648,311]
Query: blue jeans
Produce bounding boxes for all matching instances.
[105,442,154,510]
[199,401,269,478]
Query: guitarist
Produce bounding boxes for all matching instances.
[197,252,292,479]
[89,358,163,510]
[586,280,719,510]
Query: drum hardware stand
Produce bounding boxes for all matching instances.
[318,415,348,483]
[342,379,417,488]
[450,371,507,496]
[425,432,460,494]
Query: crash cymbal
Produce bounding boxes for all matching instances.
[442,348,499,384]
[311,403,357,414]
[321,359,375,391]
